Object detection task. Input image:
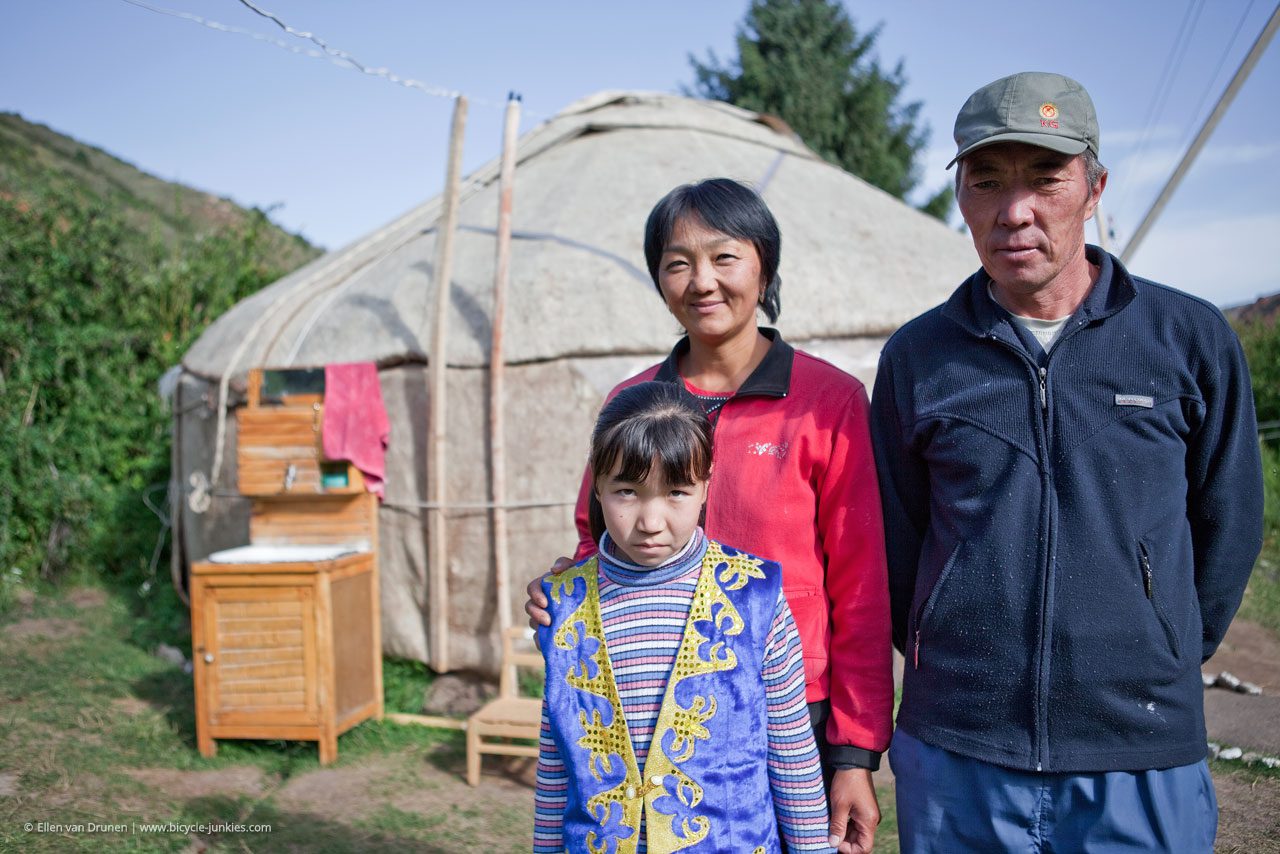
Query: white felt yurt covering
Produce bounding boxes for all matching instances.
[174,91,978,673]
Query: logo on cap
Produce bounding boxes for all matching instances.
[1040,103,1058,119]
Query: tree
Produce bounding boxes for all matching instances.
[689,0,952,219]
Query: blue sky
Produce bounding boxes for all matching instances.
[3,0,1278,308]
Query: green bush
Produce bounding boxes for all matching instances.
[1233,313,1280,633]
[1237,316,1280,430]
[0,179,302,645]
[1233,313,1278,542]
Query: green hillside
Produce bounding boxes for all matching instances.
[0,114,320,647]
[0,111,319,269]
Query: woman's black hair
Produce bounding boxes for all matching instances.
[587,381,713,544]
[643,178,783,323]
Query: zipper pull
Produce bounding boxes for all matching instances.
[1038,367,1047,411]
[914,630,920,669]
[1141,547,1153,599]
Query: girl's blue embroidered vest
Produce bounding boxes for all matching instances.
[539,540,784,854]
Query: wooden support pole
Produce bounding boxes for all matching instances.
[489,94,521,639]
[385,712,467,731]
[427,95,468,674]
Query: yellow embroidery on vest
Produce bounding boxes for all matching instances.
[643,546,754,852]
[666,695,715,762]
[714,541,767,591]
[552,560,644,853]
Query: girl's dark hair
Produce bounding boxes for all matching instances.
[587,381,713,544]
[643,178,783,323]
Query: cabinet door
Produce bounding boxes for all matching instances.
[200,585,318,726]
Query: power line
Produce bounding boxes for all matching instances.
[1114,0,1206,216]
[119,0,516,109]
[121,0,330,61]
[1181,0,1257,148]
[1122,2,1280,262]
[231,0,460,99]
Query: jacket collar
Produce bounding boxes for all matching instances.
[654,327,793,399]
[942,245,1139,341]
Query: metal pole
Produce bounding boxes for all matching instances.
[427,95,467,674]
[489,93,520,639]
[1122,3,1280,263]
[1093,198,1110,253]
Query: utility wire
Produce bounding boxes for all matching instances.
[1114,0,1206,217]
[121,0,333,63]
[119,0,519,110]
[1180,0,1257,150]
[232,0,462,99]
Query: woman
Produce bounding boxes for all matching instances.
[526,178,892,854]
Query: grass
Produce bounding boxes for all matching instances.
[1211,757,1280,783]
[0,586,475,853]
[381,656,436,715]
[1237,441,1280,634]
[0,582,904,852]
[873,783,899,853]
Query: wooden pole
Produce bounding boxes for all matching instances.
[489,94,520,639]
[427,95,468,674]
[385,712,467,731]
[1122,3,1280,263]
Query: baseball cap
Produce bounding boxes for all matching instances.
[948,71,1099,168]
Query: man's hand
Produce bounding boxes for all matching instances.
[525,555,574,628]
[827,767,880,854]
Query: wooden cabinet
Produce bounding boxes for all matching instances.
[192,366,383,765]
[191,546,382,765]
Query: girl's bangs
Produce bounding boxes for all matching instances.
[595,417,709,487]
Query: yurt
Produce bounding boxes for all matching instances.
[173,91,978,674]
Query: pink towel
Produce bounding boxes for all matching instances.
[322,362,390,499]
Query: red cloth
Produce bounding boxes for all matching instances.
[322,362,390,499]
[573,344,893,755]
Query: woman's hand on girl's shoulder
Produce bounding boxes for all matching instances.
[525,556,575,629]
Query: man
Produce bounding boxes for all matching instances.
[870,71,1264,852]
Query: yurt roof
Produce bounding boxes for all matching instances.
[182,90,977,380]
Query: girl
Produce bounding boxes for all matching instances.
[533,381,831,853]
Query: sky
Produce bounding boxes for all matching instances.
[3,0,1278,309]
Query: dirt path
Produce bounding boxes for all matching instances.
[1205,619,1280,759]
[120,747,541,852]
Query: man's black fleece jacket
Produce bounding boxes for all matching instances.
[871,246,1264,773]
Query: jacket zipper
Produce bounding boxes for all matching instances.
[913,587,923,668]
[911,542,963,670]
[1140,543,1153,599]
[986,334,1055,771]
[978,318,1089,772]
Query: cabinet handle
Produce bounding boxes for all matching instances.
[203,652,215,664]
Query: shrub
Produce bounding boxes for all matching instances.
[0,180,301,645]
[1237,317,1279,433]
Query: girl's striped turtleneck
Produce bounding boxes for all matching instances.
[596,526,708,586]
